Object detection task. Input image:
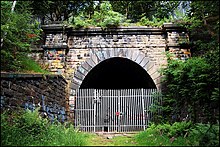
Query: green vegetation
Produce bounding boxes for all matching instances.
[135,122,219,146]
[86,133,137,146]
[160,56,219,123]
[1,1,46,73]
[1,108,89,146]
[68,1,180,28]
[68,1,127,28]
[19,57,50,74]
[1,109,219,146]
[157,1,219,124]
[1,0,219,146]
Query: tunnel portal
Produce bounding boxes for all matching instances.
[80,57,156,89]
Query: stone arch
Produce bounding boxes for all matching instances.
[71,48,162,93]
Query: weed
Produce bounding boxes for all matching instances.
[1,108,87,146]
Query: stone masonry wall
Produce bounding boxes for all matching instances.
[1,73,69,122]
[65,33,167,82]
[37,24,190,84]
[29,23,190,94]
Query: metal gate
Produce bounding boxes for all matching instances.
[74,89,161,132]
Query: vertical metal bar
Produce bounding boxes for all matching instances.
[141,88,146,131]
[79,89,81,130]
[135,89,137,131]
[130,89,133,132]
[138,89,140,131]
[149,89,152,123]
[99,89,102,132]
[125,89,129,132]
[121,89,123,132]
[121,89,125,132]
[137,89,139,131]
[124,89,126,133]
[93,89,96,132]
[82,89,84,131]
[115,89,117,132]
[114,90,117,132]
[88,89,90,132]
[79,90,83,130]
[86,89,88,132]
[124,89,126,132]
[146,89,149,127]
[134,89,136,132]
[127,89,130,132]
[87,89,89,132]
[91,89,93,132]
[85,89,87,132]
[79,89,82,131]
[77,89,79,130]
[84,89,86,131]
[100,89,102,132]
[97,89,99,132]
[104,89,105,132]
[113,89,116,132]
[75,89,78,129]
[110,89,112,132]
[144,89,146,128]
[84,89,86,132]
[107,89,109,132]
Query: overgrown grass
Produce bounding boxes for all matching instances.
[19,57,50,74]
[1,108,89,146]
[1,109,219,146]
[135,122,219,146]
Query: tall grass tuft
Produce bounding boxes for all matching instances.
[19,57,50,74]
[1,108,88,146]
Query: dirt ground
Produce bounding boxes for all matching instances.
[86,132,139,146]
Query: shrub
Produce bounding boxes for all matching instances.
[70,1,126,28]
[160,56,219,124]
[135,122,219,146]
[1,108,88,146]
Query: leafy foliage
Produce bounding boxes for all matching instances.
[156,1,219,125]
[110,1,180,22]
[1,1,42,72]
[69,1,126,28]
[135,122,219,146]
[160,56,219,123]
[1,108,89,146]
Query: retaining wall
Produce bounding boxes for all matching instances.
[1,73,69,122]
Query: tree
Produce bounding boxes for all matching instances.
[159,1,219,124]
[1,1,41,71]
[110,1,180,22]
[30,0,91,24]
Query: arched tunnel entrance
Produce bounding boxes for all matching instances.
[80,57,156,89]
[74,57,160,132]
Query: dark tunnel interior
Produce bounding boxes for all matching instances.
[80,57,157,89]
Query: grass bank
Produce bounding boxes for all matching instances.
[1,109,219,146]
[1,108,89,146]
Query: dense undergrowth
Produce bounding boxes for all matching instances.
[1,108,89,146]
[136,122,219,146]
[1,109,219,146]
